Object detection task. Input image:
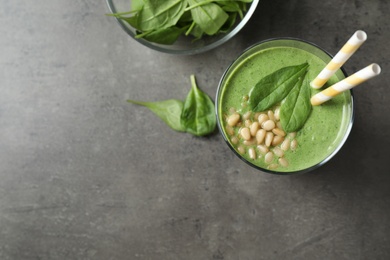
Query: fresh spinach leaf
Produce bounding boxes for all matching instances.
[188,0,229,35]
[107,9,142,29]
[137,26,189,44]
[248,63,309,112]
[109,0,253,45]
[178,10,193,23]
[220,12,237,33]
[122,15,141,30]
[181,75,216,136]
[137,0,187,31]
[131,0,144,11]
[185,21,204,40]
[127,99,185,132]
[280,72,312,132]
[127,75,216,137]
[220,1,241,12]
[220,1,243,18]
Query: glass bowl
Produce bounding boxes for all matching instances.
[106,0,260,55]
[216,38,354,175]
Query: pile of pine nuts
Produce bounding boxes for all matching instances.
[224,96,298,170]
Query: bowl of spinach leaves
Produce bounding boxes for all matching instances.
[106,0,259,55]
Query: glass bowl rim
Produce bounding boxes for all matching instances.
[105,0,260,55]
[215,37,355,175]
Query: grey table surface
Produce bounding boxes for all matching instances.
[1,1,389,259]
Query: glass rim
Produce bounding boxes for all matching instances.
[105,0,260,55]
[215,37,355,175]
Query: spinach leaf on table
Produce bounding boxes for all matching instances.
[127,75,216,137]
[248,63,309,112]
[127,99,185,132]
[181,75,216,136]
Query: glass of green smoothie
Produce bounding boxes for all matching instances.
[216,38,354,174]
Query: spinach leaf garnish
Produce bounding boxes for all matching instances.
[127,75,216,137]
[280,72,312,132]
[248,63,312,132]
[248,63,309,112]
[181,75,216,136]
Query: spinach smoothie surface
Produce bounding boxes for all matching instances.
[218,46,352,172]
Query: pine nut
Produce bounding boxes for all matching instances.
[268,110,276,121]
[276,121,283,130]
[257,144,269,155]
[258,114,269,124]
[223,113,228,121]
[265,132,274,147]
[289,132,297,139]
[273,147,284,157]
[250,122,259,136]
[279,157,289,167]
[244,138,256,146]
[237,145,245,154]
[274,106,280,121]
[226,125,234,136]
[231,136,239,145]
[281,139,290,151]
[244,119,252,127]
[268,164,279,170]
[290,139,298,151]
[248,147,256,159]
[227,112,240,126]
[262,120,276,131]
[254,112,262,120]
[272,135,284,146]
[242,95,249,102]
[240,127,251,141]
[264,152,274,164]
[243,111,252,120]
[272,128,286,137]
[256,129,266,144]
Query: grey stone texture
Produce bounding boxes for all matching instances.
[0,0,389,259]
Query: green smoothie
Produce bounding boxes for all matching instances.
[217,39,353,173]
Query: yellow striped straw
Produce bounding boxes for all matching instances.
[310,30,367,89]
[311,63,381,106]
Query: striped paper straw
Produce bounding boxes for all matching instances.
[310,30,367,89]
[311,63,381,106]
